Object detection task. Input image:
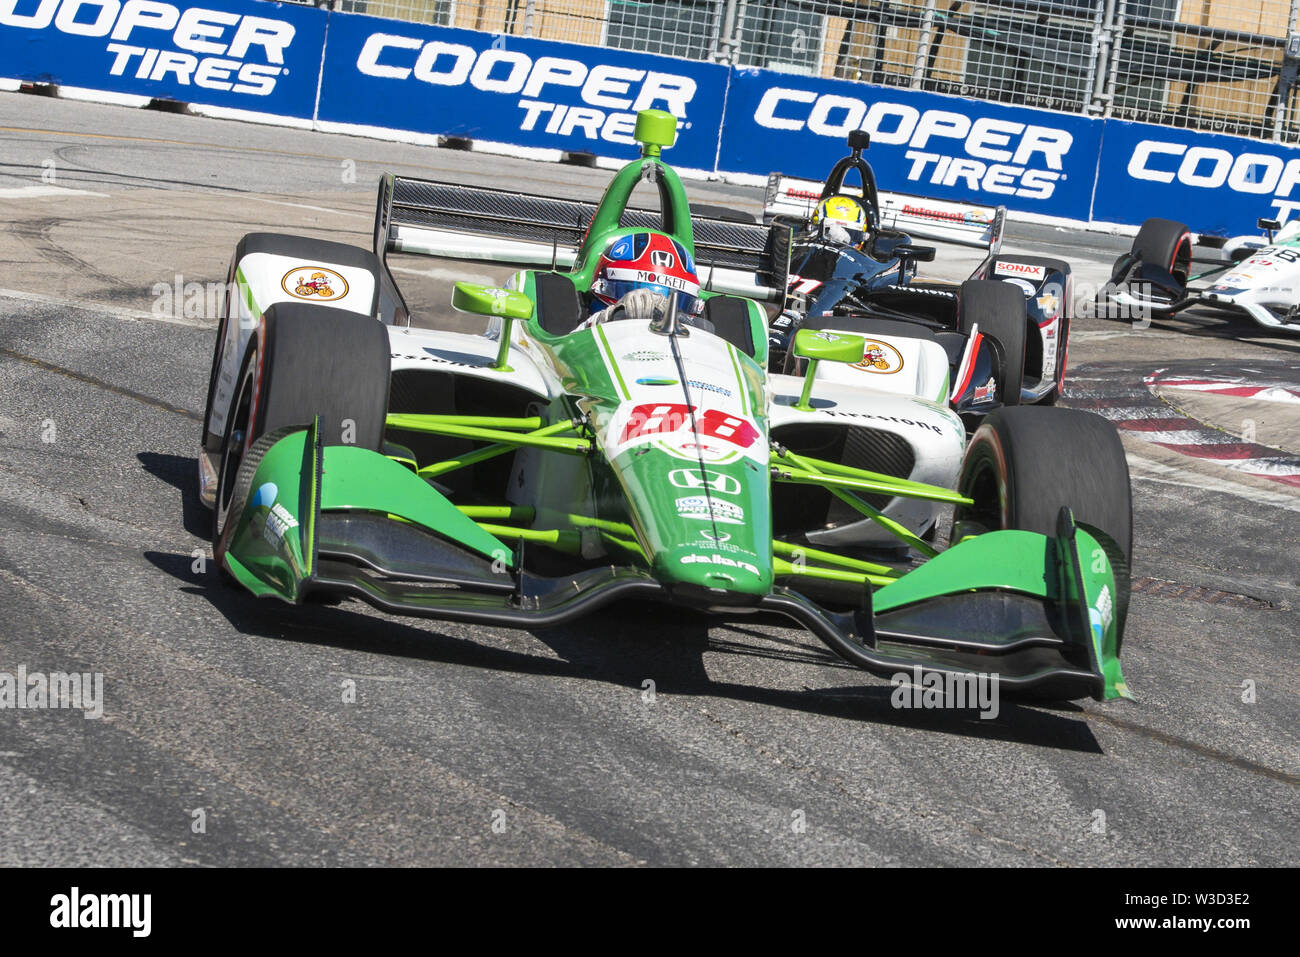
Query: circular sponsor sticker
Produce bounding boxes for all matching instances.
[852,339,904,374]
[1002,277,1037,298]
[282,266,348,301]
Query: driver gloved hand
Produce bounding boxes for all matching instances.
[824,224,851,246]
[620,288,669,323]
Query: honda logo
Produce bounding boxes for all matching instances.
[651,249,674,269]
[668,468,741,495]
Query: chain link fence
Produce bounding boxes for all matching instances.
[317,0,1300,142]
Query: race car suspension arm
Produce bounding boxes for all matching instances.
[384,414,590,480]
[771,446,971,559]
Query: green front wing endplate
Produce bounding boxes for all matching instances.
[220,422,1129,702]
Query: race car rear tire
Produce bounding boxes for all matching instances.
[212,305,391,547]
[1131,217,1192,284]
[954,406,1132,572]
[958,279,1026,406]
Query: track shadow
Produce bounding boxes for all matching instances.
[137,451,211,539]
[1151,311,1300,355]
[144,549,1104,753]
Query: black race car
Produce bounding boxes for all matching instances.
[764,132,1072,421]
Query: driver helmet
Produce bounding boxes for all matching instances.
[811,195,869,248]
[590,232,703,318]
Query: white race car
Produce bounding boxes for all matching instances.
[1100,215,1300,332]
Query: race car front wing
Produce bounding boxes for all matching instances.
[217,420,1129,702]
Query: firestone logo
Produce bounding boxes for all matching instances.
[0,0,296,95]
[754,88,1072,200]
[356,35,697,145]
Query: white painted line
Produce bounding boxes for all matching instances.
[255,198,369,219]
[390,264,497,285]
[189,103,315,130]
[1127,454,1300,512]
[0,185,109,199]
[0,287,211,328]
[1070,330,1143,341]
[54,85,150,108]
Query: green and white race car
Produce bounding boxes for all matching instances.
[199,110,1134,703]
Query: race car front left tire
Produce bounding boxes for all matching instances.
[953,405,1132,591]
[212,304,391,550]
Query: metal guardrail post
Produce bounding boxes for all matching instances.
[1276,0,1300,140]
[714,0,742,64]
[1085,0,1116,115]
[1101,0,1128,120]
[523,0,535,37]
[911,0,938,90]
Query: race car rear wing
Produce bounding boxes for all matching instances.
[375,174,792,302]
[763,173,1006,254]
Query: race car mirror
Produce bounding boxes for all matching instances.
[451,282,534,371]
[895,243,937,263]
[1258,217,1281,241]
[791,329,867,410]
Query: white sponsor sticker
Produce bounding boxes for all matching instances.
[994,261,1046,280]
[676,496,744,524]
[680,553,760,577]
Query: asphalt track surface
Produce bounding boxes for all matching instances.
[0,95,1296,867]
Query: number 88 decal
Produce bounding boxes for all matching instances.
[620,404,759,448]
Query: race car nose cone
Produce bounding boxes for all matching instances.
[653,543,773,600]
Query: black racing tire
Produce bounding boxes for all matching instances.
[1131,217,1192,284]
[201,254,239,452]
[212,305,391,548]
[958,279,1026,406]
[954,406,1133,570]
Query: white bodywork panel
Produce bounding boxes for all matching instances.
[1201,238,1300,329]
[208,250,380,444]
[801,327,951,404]
[769,374,964,545]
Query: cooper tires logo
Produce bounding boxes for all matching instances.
[282,266,347,300]
[852,339,904,374]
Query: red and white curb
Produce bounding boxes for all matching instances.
[1067,365,1300,489]
[1147,373,1300,405]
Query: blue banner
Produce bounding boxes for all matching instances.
[315,13,729,171]
[1093,120,1300,235]
[8,5,1300,235]
[0,0,326,117]
[718,67,1103,222]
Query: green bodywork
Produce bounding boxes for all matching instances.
[220,110,1130,702]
